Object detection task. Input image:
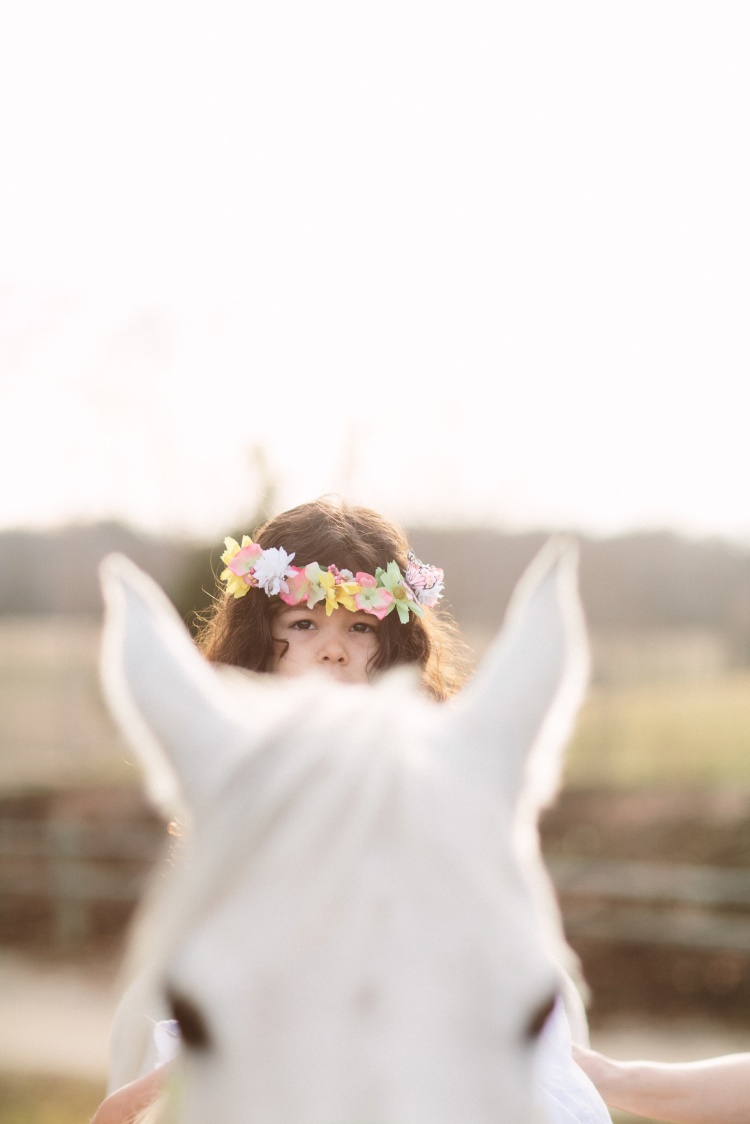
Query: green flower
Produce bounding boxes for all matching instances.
[376,561,424,624]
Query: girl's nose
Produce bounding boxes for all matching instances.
[319,635,349,664]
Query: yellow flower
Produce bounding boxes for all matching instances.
[220,535,255,599]
[317,569,339,615]
[220,567,250,598]
[317,569,362,614]
[220,535,252,566]
[335,581,361,612]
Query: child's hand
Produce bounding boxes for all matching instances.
[90,1063,171,1124]
[571,1042,614,1093]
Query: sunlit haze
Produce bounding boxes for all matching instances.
[2,3,749,544]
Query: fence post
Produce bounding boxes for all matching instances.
[46,819,88,949]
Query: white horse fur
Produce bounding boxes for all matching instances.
[99,538,590,1124]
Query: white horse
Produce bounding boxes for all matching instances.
[99,539,591,1124]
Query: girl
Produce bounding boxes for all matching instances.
[194,495,470,698]
[91,496,608,1124]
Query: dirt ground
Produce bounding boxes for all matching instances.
[0,950,119,1083]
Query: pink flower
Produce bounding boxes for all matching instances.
[327,565,355,584]
[278,567,312,606]
[404,551,444,607]
[354,572,394,619]
[227,542,263,585]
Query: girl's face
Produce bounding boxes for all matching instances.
[272,603,380,684]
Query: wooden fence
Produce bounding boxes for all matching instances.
[0,814,164,949]
[3,810,750,956]
[549,856,750,953]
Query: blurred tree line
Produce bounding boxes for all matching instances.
[2,522,750,663]
[409,527,750,664]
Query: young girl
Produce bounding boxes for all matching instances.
[194,495,470,698]
[91,496,608,1124]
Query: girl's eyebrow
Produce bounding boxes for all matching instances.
[277,605,376,622]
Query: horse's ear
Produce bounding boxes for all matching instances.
[444,538,589,815]
[99,554,252,822]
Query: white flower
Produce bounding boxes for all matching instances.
[415,581,443,608]
[252,547,296,596]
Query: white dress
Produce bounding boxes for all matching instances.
[535,997,612,1122]
[141,1017,181,1072]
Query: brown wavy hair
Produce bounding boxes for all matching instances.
[195,497,470,700]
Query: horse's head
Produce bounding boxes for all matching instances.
[100,539,588,1124]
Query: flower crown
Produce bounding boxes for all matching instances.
[220,536,444,623]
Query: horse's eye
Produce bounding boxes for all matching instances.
[166,987,212,1051]
[524,993,557,1041]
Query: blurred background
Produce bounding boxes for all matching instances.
[2,3,750,1121]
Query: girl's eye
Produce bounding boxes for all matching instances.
[290,619,316,631]
[351,621,376,634]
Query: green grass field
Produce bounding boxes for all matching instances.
[0,1073,103,1124]
[0,1073,658,1124]
[2,617,750,794]
[566,669,750,789]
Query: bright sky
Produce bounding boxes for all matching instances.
[1,3,749,544]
